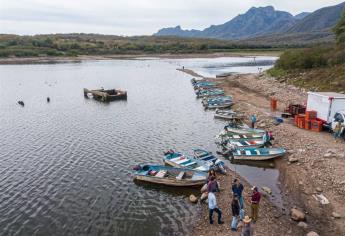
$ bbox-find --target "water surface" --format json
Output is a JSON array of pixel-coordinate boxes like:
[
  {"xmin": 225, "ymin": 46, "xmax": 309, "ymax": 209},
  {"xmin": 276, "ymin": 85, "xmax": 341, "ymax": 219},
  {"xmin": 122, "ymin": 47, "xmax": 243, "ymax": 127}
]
[{"xmin": 0, "ymin": 57, "xmax": 280, "ymax": 236}]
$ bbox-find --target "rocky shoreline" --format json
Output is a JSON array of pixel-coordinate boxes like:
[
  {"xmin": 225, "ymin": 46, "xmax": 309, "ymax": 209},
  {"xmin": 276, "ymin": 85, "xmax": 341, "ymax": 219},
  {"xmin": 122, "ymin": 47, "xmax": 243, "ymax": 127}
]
[{"xmin": 182, "ymin": 70, "xmax": 345, "ymax": 236}]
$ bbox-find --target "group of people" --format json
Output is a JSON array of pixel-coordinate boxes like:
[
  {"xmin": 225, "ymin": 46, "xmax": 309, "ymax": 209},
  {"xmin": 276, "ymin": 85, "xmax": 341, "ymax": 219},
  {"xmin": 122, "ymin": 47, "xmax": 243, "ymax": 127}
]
[{"xmin": 206, "ymin": 170, "xmax": 261, "ymax": 236}]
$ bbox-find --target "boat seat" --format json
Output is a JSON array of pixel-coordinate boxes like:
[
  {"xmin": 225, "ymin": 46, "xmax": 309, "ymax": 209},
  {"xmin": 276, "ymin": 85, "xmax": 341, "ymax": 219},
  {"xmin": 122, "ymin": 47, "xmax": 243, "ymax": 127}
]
[
  {"xmin": 170, "ymin": 156, "xmax": 184, "ymax": 162},
  {"xmin": 242, "ymin": 135, "xmax": 247, "ymax": 138},
  {"xmin": 184, "ymin": 161, "xmax": 196, "ymax": 167},
  {"xmin": 245, "ymin": 150, "xmax": 251, "ymax": 155},
  {"xmin": 233, "ymin": 135, "xmax": 241, "ymax": 139},
  {"xmin": 155, "ymin": 170, "xmax": 167, "ymax": 178},
  {"xmin": 176, "ymin": 171, "xmax": 185, "ymax": 180},
  {"xmin": 255, "ymin": 150, "xmax": 261, "ymax": 155},
  {"xmin": 176, "ymin": 158, "xmax": 189, "ymax": 164}
]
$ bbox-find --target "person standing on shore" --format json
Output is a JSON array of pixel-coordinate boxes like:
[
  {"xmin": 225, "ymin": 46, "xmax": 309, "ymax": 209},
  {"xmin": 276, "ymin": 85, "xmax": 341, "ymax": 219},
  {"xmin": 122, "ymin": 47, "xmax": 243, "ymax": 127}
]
[
  {"xmin": 333, "ymin": 121, "xmax": 343, "ymax": 139},
  {"xmin": 250, "ymin": 114, "xmax": 257, "ymax": 129},
  {"xmin": 207, "ymin": 175, "xmax": 219, "ymax": 193},
  {"xmin": 231, "ymin": 196, "xmax": 240, "ymax": 231},
  {"xmin": 263, "ymin": 131, "xmax": 272, "ymax": 147},
  {"xmin": 242, "ymin": 216, "xmax": 254, "ymax": 236},
  {"xmin": 232, "ymin": 178, "xmax": 244, "ymax": 209},
  {"xmin": 250, "ymin": 187, "xmax": 261, "ymax": 223},
  {"xmin": 208, "ymin": 188, "xmax": 224, "ymax": 225}
]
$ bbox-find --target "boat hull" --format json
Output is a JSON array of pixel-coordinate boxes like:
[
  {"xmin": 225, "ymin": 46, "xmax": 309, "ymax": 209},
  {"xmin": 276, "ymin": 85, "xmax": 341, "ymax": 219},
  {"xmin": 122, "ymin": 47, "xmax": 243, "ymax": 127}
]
[
  {"xmin": 163, "ymin": 159, "xmax": 209, "ymax": 172},
  {"xmin": 134, "ymin": 175, "xmax": 205, "ymax": 187},
  {"xmin": 232, "ymin": 148, "xmax": 286, "ymax": 161},
  {"xmin": 233, "ymin": 153, "xmax": 283, "ymax": 161}
]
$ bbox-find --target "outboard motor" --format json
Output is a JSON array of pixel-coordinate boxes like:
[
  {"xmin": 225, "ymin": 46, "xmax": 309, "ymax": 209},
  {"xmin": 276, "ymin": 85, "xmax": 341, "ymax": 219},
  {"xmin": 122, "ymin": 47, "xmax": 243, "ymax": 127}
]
[{"xmin": 215, "ymin": 160, "xmax": 226, "ymax": 174}]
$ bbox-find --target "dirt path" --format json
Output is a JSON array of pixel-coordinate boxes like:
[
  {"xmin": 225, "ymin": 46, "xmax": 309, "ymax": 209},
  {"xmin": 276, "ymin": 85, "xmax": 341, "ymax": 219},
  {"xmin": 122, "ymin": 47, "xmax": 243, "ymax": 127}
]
[{"xmin": 187, "ymin": 72, "xmax": 345, "ymax": 236}]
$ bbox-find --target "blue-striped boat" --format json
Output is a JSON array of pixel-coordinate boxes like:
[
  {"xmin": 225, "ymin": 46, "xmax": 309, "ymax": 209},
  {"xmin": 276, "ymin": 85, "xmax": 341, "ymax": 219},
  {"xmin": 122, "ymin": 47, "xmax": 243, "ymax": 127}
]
[
  {"xmin": 232, "ymin": 148, "xmax": 286, "ymax": 161},
  {"xmin": 133, "ymin": 165, "xmax": 207, "ymax": 187},
  {"xmin": 224, "ymin": 138, "xmax": 265, "ymax": 149},
  {"xmin": 163, "ymin": 150, "xmax": 221, "ymax": 173},
  {"xmin": 192, "ymin": 148, "xmax": 226, "ymax": 174},
  {"xmin": 197, "ymin": 89, "xmax": 225, "ymax": 98}
]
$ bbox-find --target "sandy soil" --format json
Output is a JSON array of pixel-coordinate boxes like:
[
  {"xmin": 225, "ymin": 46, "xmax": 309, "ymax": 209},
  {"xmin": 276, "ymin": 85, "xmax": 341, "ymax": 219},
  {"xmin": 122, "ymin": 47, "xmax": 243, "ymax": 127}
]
[{"xmin": 183, "ymin": 70, "xmax": 345, "ymax": 236}]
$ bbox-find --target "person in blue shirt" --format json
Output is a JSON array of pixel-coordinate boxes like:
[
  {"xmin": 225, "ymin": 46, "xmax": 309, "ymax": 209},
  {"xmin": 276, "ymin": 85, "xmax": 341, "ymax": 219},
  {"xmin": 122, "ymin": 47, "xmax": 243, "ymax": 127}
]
[
  {"xmin": 250, "ymin": 114, "xmax": 257, "ymax": 128},
  {"xmin": 263, "ymin": 131, "xmax": 272, "ymax": 147},
  {"xmin": 232, "ymin": 178, "xmax": 244, "ymax": 209}
]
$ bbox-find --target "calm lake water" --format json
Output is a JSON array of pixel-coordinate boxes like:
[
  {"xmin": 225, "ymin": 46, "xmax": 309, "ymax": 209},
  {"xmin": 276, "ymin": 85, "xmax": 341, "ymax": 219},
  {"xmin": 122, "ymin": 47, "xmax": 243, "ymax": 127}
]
[{"xmin": 0, "ymin": 56, "xmax": 279, "ymax": 236}]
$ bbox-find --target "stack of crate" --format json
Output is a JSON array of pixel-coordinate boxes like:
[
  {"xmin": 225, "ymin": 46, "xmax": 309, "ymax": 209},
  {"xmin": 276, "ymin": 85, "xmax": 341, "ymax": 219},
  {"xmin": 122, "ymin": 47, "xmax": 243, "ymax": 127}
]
[{"xmin": 295, "ymin": 111, "xmax": 323, "ymax": 132}]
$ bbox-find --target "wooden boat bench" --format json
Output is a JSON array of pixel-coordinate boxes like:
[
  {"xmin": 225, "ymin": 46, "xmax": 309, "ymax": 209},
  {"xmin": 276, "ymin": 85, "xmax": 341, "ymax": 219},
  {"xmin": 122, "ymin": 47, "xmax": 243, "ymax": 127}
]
[
  {"xmin": 155, "ymin": 170, "xmax": 167, "ymax": 178},
  {"xmin": 176, "ymin": 171, "xmax": 185, "ymax": 180}
]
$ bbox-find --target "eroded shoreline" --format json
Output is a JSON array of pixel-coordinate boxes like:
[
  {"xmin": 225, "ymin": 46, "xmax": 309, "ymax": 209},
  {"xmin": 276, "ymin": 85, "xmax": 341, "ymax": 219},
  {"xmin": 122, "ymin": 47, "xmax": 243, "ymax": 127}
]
[{"xmin": 180, "ymin": 69, "xmax": 345, "ymax": 236}]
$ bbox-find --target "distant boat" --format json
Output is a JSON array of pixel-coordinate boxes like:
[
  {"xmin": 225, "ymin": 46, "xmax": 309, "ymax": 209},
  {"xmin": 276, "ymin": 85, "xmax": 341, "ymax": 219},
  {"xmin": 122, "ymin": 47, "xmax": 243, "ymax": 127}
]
[
  {"xmin": 163, "ymin": 150, "xmax": 218, "ymax": 172},
  {"xmin": 192, "ymin": 148, "xmax": 226, "ymax": 174},
  {"xmin": 231, "ymin": 148, "xmax": 286, "ymax": 161},
  {"xmin": 133, "ymin": 165, "xmax": 207, "ymax": 187}
]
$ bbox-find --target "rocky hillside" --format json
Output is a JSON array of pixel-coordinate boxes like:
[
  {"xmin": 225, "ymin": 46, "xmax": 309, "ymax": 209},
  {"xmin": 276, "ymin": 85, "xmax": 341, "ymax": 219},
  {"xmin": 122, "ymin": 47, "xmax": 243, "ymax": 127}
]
[{"xmin": 155, "ymin": 2, "xmax": 345, "ymax": 43}]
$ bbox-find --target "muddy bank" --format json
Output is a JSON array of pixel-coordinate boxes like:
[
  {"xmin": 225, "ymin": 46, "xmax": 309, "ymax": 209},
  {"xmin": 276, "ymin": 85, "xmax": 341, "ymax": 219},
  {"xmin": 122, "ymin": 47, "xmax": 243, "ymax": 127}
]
[{"xmin": 185, "ymin": 71, "xmax": 345, "ymax": 236}]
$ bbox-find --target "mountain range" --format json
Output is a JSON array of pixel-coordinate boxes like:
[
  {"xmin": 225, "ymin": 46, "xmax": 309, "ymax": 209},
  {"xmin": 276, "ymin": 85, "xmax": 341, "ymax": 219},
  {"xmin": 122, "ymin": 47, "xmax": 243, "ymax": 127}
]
[{"xmin": 154, "ymin": 2, "xmax": 345, "ymax": 44}]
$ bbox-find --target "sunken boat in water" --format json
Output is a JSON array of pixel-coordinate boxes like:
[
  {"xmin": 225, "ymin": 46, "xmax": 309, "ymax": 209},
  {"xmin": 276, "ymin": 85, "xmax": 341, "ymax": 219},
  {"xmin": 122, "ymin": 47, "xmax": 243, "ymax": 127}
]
[{"xmin": 83, "ymin": 88, "xmax": 127, "ymax": 102}]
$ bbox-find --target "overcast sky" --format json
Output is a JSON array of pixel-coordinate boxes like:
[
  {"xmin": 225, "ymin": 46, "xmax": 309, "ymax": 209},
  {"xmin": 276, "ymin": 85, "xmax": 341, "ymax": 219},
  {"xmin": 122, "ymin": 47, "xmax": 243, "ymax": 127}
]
[{"xmin": 0, "ymin": 0, "xmax": 344, "ymax": 36}]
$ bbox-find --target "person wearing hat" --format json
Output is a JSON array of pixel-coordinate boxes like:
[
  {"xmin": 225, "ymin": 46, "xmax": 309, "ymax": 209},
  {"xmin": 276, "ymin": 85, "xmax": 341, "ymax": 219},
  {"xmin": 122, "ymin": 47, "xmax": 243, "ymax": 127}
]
[
  {"xmin": 250, "ymin": 186, "xmax": 261, "ymax": 223},
  {"xmin": 242, "ymin": 216, "xmax": 254, "ymax": 236},
  {"xmin": 208, "ymin": 188, "xmax": 224, "ymax": 225}
]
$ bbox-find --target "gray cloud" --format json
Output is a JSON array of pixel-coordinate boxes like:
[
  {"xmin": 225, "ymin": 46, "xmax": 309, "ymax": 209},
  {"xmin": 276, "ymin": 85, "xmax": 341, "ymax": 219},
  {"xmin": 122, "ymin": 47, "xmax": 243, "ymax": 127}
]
[{"xmin": 0, "ymin": 0, "xmax": 344, "ymax": 35}]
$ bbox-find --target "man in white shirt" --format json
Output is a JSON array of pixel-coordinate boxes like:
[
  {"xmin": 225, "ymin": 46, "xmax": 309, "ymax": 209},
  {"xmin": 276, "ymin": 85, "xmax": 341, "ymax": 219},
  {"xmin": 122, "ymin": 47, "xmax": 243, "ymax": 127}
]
[{"xmin": 208, "ymin": 189, "xmax": 224, "ymax": 225}]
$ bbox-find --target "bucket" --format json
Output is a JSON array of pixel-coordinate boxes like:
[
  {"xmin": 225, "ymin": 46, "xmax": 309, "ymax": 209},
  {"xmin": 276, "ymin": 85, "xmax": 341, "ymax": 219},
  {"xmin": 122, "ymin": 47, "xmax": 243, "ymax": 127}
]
[{"xmin": 271, "ymin": 98, "xmax": 277, "ymax": 111}]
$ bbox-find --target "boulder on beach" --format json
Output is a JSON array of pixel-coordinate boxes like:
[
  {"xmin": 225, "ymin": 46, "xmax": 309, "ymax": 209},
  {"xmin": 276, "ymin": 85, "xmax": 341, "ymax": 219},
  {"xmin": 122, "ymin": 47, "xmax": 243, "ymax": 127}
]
[
  {"xmin": 201, "ymin": 184, "xmax": 207, "ymax": 193},
  {"xmin": 200, "ymin": 192, "xmax": 208, "ymax": 201},
  {"xmin": 306, "ymin": 231, "xmax": 319, "ymax": 236},
  {"xmin": 332, "ymin": 212, "xmax": 341, "ymax": 219},
  {"xmin": 291, "ymin": 208, "xmax": 306, "ymax": 221},
  {"xmin": 189, "ymin": 194, "xmax": 198, "ymax": 203},
  {"xmin": 262, "ymin": 186, "xmax": 272, "ymax": 195},
  {"xmin": 297, "ymin": 222, "xmax": 308, "ymax": 229}
]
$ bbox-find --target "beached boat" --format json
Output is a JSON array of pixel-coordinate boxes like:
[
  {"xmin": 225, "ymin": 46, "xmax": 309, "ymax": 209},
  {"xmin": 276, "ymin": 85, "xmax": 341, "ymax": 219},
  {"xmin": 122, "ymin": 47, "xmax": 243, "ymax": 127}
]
[
  {"xmin": 163, "ymin": 150, "xmax": 218, "ymax": 172},
  {"xmin": 197, "ymin": 89, "xmax": 225, "ymax": 98},
  {"xmin": 202, "ymin": 96, "xmax": 233, "ymax": 109},
  {"xmin": 192, "ymin": 148, "xmax": 226, "ymax": 174},
  {"xmin": 231, "ymin": 148, "xmax": 286, "ymax": 161},
  {"xmin": 224, "ymin": 138, "xmax": 265, "ymax": 149},
  {"xmin": 204, "ymin": 101, "xmax": 234, "ymax": 109},
  {"xmin": 214, "ymin": 109, "xmax": 244, "ymax": 120},
  {"xmin": 219, "ymin": 132, "xmax": 264, "ymax": 140},
  {"xmin": 83, "ymin": 88, "xmax": 127, "ymax": 102},
  {"xmin": 223, "ymin": 124, "xmax": 265, "ymax": 135},
  {"xmin": 133, "ymin": 165, "xmax": 207, "ymax": 187},
  {"xmin": 202, "ymin": 96, "xmax": 232, "ymax": 104}
]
